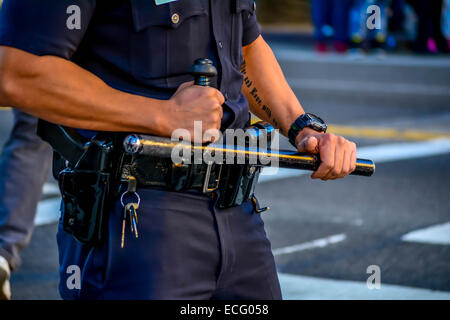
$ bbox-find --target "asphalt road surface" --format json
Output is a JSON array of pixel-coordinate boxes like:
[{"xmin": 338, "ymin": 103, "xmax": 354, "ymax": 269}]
[{"xmin": 0, "ymin": 39, "xmax": 449, "ymax": 299}]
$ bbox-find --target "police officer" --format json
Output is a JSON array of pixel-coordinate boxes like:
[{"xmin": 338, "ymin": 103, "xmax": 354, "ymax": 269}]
[{"xmin": 0, "ymin": 0, "xmax": 357, "ymax": 299}]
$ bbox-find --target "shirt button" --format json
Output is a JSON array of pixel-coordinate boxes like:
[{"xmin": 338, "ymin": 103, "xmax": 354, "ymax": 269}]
[
  {"xmin": 171, "ymin": 13, "xmax": 180, "ymax": 24},
  {"xmin": 218, "ymin": 41, "xmax": 223, "ymax": 49}
]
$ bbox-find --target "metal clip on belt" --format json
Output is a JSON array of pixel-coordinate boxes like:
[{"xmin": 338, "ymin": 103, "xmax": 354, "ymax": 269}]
[{"xmin": 203, "ymin": 162, "xmax": 223, "ymax": 193}]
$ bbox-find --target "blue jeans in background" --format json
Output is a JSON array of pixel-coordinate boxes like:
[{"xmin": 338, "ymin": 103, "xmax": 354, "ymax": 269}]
[
  {"xmin": 312, "ymin": 0, "xmax": 352, "ymax": 42},
  {"xmin": 0, "ymin": 110, "xmax": 52, "ymax": 270}
]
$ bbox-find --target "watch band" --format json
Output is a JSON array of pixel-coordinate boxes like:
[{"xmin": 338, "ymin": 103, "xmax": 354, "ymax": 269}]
[
  {"xmin": 288, "ymin": 116, "xmax": 308, "ymax": 147},
  {"xmin": 288, "ymin": 113, "xmax": 327, "ymax": 147}
]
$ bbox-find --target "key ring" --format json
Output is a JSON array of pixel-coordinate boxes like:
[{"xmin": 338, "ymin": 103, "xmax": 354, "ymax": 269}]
[{"xmin": 120, "ymin": 191, "xmax": 141, "ymax": 207}]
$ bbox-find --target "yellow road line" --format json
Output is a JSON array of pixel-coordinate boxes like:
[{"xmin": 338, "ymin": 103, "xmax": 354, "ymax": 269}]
[
  {"xmin": 251, "ymin": 115, "xmax": 450, "ymax": 141},
  {"xmin": 0, "ymin": 111, "xmax": 447, "ymax": 141},
  {"xmin": 328, "ymin": 125, "xmax": 450, "ymax": 141}
]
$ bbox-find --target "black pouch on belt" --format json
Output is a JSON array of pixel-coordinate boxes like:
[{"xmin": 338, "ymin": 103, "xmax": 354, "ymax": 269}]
[
  {"xmin": 58, "ymin": 138, "xmax": 115, "ymax": 246},
  {"xmin": 217, "ymin": 164, "xmax": 262, "ymax": 209}
]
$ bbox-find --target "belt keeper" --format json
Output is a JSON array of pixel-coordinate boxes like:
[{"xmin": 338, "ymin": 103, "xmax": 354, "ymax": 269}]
[{"xmin": 202, "ymin": 163, "xmax": 222, "ymax": 193}]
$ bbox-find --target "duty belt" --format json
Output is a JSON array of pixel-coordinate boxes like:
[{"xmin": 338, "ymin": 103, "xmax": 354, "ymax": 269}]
[{"xmin": 120, "ymin": 155, "xmax": 264, "ymax": 209}]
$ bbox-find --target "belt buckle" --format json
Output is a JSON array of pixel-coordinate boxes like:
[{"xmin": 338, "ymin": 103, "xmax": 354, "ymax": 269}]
[{"xmin": 202, "ymin": 162, "xmax": 222, "ymax": 193}]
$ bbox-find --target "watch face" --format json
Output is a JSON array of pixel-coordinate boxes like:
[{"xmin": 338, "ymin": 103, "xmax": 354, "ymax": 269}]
[{"xmin": 306, "ymin": 113, "xmax": 327, "ymax": 132}]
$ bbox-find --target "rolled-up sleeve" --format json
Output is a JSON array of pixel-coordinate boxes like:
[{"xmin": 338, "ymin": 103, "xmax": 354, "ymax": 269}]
[
  {"xmin": 0, "ymin": 0, "xmax": 96, "ymax": 59},
  {"xmin": 241, "ymin": 3, "xmax": 261, "ymax": 46}
]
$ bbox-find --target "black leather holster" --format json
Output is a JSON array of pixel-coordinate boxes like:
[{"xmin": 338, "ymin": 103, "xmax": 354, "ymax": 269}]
[{"xmin": 38, "ymin": 120, "xmax": 121, "ymax": 246}]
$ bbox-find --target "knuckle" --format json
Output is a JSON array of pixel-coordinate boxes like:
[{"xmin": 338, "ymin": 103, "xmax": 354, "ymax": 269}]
[
  {"xmin": 200, "ymin": 87, "xmax": 212, "ymax": 96},
  {"xmin": 206, "ymin": 101, "xmax": 216, "ymax": 110},
  {"xmin": 326, "ymin": 133, "xmax": 336, "ymax": 140},
  {"xmin": 209, "ymin": 114, "xmax": 217, "ymax": 123},
  {"xmin": 208, "ymin": 88, "xmax": 219, "ymax": 98},
  {"xmin": 323, "ymin": 161, "xmax": 333, "ymax": 170},
  {"xmin": 337, "ymin": 136, "xmax": 346, "ymax": 144}
]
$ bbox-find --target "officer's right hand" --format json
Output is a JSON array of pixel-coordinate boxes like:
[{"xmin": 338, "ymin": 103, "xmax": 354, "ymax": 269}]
[{"xmin": 166, "ymin": 81, "xmax": 224, "ymax": 143}]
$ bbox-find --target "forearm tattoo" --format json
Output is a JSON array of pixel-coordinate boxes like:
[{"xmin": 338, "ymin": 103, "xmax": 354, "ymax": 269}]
[{"xmin": 241, "ymin": 61, "xmax": 279, "ymax": 129}]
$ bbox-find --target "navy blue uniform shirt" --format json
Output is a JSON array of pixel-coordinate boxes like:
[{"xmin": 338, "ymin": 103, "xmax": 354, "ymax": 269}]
[{"xmin": 0, "ymin": 0, "xmax": 261, "ymax": 130}]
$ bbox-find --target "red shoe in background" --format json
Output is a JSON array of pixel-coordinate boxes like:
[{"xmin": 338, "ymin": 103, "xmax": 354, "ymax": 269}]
[
  {"xmin": 334, "ymin": 41, "xmax": 349, "ymax": 53},
  {"xmin": 315, "ymin": 42, "xmax": 328, "ymax": 53}
]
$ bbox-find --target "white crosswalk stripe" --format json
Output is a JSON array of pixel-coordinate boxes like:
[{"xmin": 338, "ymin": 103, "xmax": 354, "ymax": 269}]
[
  {"xmin": 42, "ymin": 182, "xmax": 60, "ymax": 197},
  {"xmin": 278, "ymin": 273, "xmax": 450, "ymax": 300},
  {"xmin": 34, "ymin": 198, "xmax": 61, "ymax": 226},
  {"xmin": 273, "ymin": 234, "xmax": 346, "ymax": 256},
  {"xmin": 401, "ymin": 222, "xmax": 450, "ymax": 245},
  {"xmin": 259, "ymin": 139, "xmax": 450, "ymax": 183}
]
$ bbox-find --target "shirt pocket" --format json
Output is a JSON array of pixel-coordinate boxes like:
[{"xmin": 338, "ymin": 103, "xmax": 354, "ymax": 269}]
[
  {"xmin": 129, "ymin": 0, "xmax": 208, "ymax": 86},
  {"xmin": 231, "ymin": 0, "xmax": 256, "ymax": 68}
]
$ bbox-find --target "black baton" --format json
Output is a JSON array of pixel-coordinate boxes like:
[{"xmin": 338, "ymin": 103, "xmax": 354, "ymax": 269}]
[{"xmin": 122, "ymin": 134, "xmax": 375, "ymax": 177}]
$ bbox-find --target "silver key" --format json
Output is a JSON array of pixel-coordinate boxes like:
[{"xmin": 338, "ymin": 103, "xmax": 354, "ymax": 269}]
[{"xmin": 125, "ymin": 202, "xmax": 139, "ymax": 238}]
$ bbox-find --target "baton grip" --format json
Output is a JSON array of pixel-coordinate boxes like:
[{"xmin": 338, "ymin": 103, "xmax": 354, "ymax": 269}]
[
  {"xmin": 277, "ymin": 151, "xmax": 375, "ymax": 176},
  {"xmin": 352, "ymin": 159, "xmax": 375, "ymax": 176}
]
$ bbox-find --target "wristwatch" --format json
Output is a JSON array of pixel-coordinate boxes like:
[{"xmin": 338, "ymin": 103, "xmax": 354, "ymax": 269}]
[{"xmin": 288, "ymin": 113, "xmax": 327, "ymax": 147}]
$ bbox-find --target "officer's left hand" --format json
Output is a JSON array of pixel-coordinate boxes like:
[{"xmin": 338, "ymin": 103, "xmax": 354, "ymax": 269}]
[{"xmin": 295, "ymin": 128, "xmax": 357, "ymax": 180}]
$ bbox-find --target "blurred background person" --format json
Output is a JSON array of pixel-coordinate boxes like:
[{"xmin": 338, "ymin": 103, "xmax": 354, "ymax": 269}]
[
  {"xmin": 389, "ymin": 0, "xmax": 406, "ymax": 34},
  {"xmin": 0, "ymin": 111, "xmax": 53, "ymax": 300},
  {"xmin": 407, "ymin": 0, "xmax": 450, "ymax": 53},
  {"xmin": 0, "ymin": 0, "xmax": 54, "ymax": 300},
  {"xmin": 349, "ymin": 0, "xmax": 391, "ymax": 53},
  {"xmin": 386, "ymin": 0, "xmax": 406, "ymax": 50},
  {"xmin": 444, "ymin": 0, "xmax": 450, "ymax": 48},
  {"xmin": 311, "ymin": 0, "xmax": 352, "ymax": 53}
]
